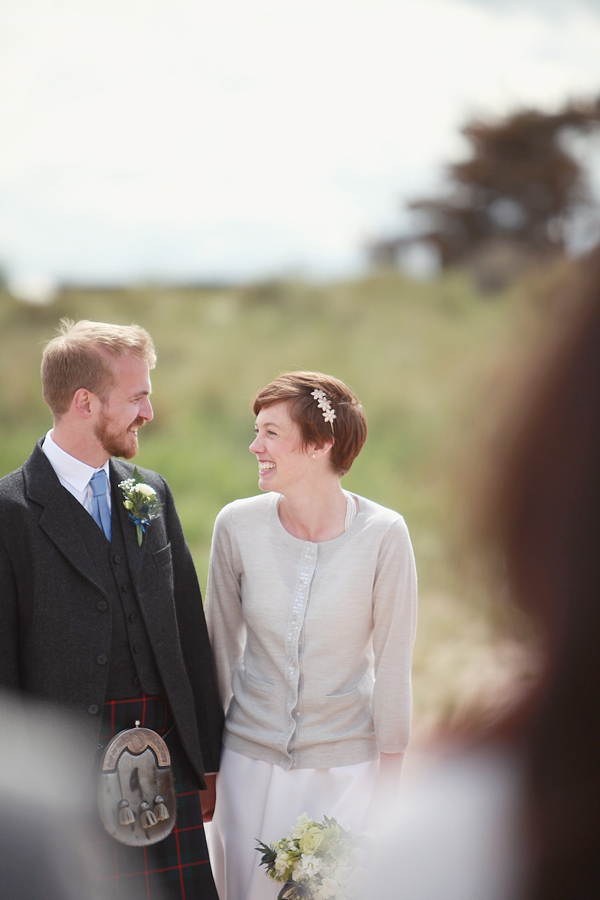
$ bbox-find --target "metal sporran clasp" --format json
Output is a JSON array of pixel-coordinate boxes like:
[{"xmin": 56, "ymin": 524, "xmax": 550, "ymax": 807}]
[{"xmin": 98, "ymin": 721, "xmax": 176, "ymax": 846}]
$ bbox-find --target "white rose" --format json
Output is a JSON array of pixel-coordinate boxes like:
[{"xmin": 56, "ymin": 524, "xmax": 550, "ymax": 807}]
[
  {"xmin": 320, "ymin": 878, "xmax": 339, "ymax": 898},
  {"xmin": 135, "ymin": 483, "xmax": 156, "ymax": 498},
  {"xmin": 290, "ymin": 813, "xmax": 312, "ymax": 838},
  {"xmin": 333, "ymin": 866, "xmax": 353, "ymax": 884}
]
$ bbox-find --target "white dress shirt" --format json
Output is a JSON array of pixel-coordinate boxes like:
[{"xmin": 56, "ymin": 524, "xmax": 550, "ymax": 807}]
[{"xmin": 41, "ymin": 429, "xmax": 111, "ymax": 514}]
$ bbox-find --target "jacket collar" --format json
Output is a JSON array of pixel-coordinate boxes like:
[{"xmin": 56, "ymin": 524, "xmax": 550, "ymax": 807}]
[{"xmin": 24, "ymin": 440, "xmax": 147, "ymax": 590}]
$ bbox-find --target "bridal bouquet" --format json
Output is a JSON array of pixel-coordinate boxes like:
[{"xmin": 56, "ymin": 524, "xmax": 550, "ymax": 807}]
[{"xmin": 256, "ymin": 813, "xmax": 369, "ymax": 900}]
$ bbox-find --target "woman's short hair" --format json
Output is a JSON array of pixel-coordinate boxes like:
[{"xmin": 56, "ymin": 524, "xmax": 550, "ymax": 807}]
[
  {"xmin": 41, "ymin": 318, "xmax": 156, "ymax": 418},
  {"xmin": 252, "ymin": 371, "xmax": 367, "ymax": 475}
]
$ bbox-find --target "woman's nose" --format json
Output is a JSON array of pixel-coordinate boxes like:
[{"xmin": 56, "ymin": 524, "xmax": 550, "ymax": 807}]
[{"xmin": 249, "ymin": 435, "xmax": 261, "ymax": 454}]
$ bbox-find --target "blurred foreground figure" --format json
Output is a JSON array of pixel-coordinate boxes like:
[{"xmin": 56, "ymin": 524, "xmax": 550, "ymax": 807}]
[
  {"xmin": 368, "ymin": 247, "xmax": 600, "ymax": 900},
  {"xmin": 0, "ymin": 692, "xmax": 104, "ymax": 899}
]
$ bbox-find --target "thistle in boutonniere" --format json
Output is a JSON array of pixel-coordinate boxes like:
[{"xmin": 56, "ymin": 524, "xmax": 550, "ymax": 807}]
[{"xmin": 118, "ymin": 467, "xmax": 162, "ymax": 546}]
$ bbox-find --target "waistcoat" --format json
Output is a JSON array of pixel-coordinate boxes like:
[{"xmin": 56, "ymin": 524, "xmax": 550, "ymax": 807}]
[{"xmin": 92, "ymin": 504, "xmax": 163, "ymax": 699}]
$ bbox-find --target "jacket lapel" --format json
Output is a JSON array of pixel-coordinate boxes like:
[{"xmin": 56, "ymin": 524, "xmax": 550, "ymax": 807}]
[
  {"xmin": 24, "ymin": 442, "xmax": 109, "ymax": 597},
  {"xmin": 109, "ymin": 459, "xmax": 147, "ymax": 583}
]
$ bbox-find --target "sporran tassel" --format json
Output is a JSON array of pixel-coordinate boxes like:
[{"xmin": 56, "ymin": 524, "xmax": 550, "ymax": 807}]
[
  {"xmin": 139, "ymin": 800, "xmax": 158, "ymax": 829},
  {"xmin": 153, "ymin": 795, "xmax": 169, "ymax": 821},
  {"xmin": 118, "ymin": 799, "xmax": 135, "ymax": 826}
]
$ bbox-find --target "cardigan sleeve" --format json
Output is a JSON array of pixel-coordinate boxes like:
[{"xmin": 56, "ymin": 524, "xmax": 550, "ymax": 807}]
[
  {"xmin": 205, "ymin": 505, "xmax": 247, "ymax": 714},
  {"xmin": 371, "ymin": 516, "xmax": 418, "ymax": 754}
]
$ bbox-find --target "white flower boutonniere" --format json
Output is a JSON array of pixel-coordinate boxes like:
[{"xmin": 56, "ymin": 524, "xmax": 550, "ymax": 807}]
[{"xmin": 118, "ymin": 467, "xmax": 162, "ymax": 546}]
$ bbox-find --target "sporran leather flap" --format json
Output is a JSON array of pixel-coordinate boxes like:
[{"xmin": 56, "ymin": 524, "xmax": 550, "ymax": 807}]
[{"xmin": 98, "ymin": 722, "xmax": 176, "ymax": 846}]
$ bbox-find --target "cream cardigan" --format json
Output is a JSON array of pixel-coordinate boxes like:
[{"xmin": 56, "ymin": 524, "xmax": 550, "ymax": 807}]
[{"xmin": 205, "ymin": 491, "xmax": 417, "ymax": 770}]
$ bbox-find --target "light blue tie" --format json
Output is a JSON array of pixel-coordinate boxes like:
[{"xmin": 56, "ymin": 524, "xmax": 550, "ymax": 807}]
[{"xmin": 90, "ymin": 470, "xmax": 112, "ymax": 541}]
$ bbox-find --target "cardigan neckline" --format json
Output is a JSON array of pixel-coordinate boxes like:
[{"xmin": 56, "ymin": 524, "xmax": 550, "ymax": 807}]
[{"xmin": 269, "ymin": 490, "xmax": 361, "ymax": 549}]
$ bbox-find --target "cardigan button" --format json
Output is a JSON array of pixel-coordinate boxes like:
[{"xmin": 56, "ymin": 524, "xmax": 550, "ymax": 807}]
[
  {"xmin": 88, "ymin": 704, "xmax": 100, "ymax": 715},
  {"xmin": 97, "ymin": 600, "xmax": 108, "ymax": 612},
  {"xmin": 96, "ymin": 654, "xmax": 108, "ymax": 666}
]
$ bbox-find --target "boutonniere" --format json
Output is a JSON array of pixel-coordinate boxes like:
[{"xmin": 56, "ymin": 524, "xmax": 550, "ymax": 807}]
[{"xmin": 118, "ymin": 467, "xmax": 162, "ymax": 546}]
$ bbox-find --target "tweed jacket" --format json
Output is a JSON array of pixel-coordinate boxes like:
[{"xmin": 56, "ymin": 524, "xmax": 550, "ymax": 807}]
[{"xmin": 0, "ymin": 440, "xmax": 224, "ymax": 789}]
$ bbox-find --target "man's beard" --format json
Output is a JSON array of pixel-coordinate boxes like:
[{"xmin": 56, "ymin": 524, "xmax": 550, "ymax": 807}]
[{"xmin": 94, "ymin": 410, "xmax": 144, "ymax": 459}]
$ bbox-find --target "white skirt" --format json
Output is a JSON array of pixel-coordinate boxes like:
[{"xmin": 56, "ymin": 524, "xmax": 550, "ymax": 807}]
[{"xmin": 206, "ymin": 747, "xmax": 380, "ymax": 900}]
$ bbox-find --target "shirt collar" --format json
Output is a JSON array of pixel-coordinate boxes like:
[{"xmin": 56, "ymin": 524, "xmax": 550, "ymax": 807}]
[{"xmin": 42, "ymin": 429, "xmax": 110, "ymax": 492}]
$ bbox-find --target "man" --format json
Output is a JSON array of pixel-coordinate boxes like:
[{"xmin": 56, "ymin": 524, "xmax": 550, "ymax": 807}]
[{"xmin": 0, "ymin": 319, "xmax": 224, "ymax": 899}]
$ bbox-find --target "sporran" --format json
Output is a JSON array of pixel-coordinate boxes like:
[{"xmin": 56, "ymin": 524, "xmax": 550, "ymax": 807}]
[{"xmin": 98, "ymin": 721, "xmax": 176, "ymax": 846}]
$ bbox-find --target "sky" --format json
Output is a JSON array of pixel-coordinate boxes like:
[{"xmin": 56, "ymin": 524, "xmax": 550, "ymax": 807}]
[{"xmin": 1, "ymin": 0, "xmax": 600, "ymax": 294}]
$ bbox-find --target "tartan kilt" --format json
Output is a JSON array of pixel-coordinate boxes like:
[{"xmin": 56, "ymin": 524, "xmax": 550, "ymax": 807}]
[{"xmin": 90, "ymin": 694, "xmax": 219, "ymax": 900}]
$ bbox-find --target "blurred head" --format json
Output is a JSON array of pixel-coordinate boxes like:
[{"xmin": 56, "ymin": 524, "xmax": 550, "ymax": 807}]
[
  {"xmin": 486, "ymin": 248, "xmax": 600, "ymax": 899},
  {"xmin": 42, "ymin": 318, "xmax": 156, "ymax": 420},
  {"xmin": 252, "ymin": 371, "xmax": 367, "ymax": 476},
  {"xmin": 493, "ymin": 250, "xmax": 600, "ymax": 688}
]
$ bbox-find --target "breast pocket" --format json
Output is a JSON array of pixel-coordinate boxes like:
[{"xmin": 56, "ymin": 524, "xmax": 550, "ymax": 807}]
[{"xmin": 152, "ymin": 543, "xmax": 172, "ymax": 568}]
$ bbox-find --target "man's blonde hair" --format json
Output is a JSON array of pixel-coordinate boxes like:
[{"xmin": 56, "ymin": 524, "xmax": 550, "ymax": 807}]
[{"xmin": 41, "ymin": 319, "xmax": 156, "ymax": 418}]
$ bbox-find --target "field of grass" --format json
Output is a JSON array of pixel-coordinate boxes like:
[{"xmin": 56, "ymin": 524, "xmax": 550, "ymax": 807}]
[{"xmin": 0, "ymin": 263, "xmax": 570, "ymax": 742}]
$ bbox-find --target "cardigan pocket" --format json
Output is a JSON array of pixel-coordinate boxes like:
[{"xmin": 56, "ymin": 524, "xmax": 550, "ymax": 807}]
[
  {"xmin": 321, "ymin": 678, "xmax": 374, "ymax": 737},
  {"xmin": 244, "ymin": 670, "xmax": 275, "ymax": 694},
  {"xmin": 324, "ymin": 671, "xmax": 373, "ymax": 702}
]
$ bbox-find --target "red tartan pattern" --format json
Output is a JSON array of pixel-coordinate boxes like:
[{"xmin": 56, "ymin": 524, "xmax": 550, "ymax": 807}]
[{"xmin": 90, "ymin": 694, "xmax": 218, "ymax": 900}]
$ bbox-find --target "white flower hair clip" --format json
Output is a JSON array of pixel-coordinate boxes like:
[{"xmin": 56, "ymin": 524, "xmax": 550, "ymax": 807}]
[{"xmin": 311, "ymin": 388, "xmax": 336, "ymax": 430}]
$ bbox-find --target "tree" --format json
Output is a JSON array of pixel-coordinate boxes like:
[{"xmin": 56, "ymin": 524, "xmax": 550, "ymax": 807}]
[{"xmin": 371, "ymin": 97, "xmax": 600, "ymax": 288}]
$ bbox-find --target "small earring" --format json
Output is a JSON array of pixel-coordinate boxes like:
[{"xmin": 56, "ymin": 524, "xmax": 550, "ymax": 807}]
[{"xmin": 312, "ymin": 454, "xmax": 316, "ymax": 458}]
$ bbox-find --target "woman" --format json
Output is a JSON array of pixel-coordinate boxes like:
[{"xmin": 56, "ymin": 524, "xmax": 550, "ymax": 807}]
[{"xmin": 205, "ymin": 371, "xmax": 418, "ymax": 900}]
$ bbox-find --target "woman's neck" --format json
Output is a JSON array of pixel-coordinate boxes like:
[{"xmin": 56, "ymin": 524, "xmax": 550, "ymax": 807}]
[{"xmin": 277, "ymin": 481, "xmax": 347, "ymax": 542}]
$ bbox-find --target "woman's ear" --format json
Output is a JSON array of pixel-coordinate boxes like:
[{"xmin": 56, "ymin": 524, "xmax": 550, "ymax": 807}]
[{"xmin": 310, "ymin": 438, "xmax": 334, "ymax": 459}]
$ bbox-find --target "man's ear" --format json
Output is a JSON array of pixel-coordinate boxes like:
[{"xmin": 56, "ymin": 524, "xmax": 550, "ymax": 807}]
[{"xmin": 72, "ymin": 388, "xmax": 94, "ymax": 419}]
